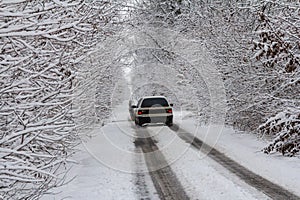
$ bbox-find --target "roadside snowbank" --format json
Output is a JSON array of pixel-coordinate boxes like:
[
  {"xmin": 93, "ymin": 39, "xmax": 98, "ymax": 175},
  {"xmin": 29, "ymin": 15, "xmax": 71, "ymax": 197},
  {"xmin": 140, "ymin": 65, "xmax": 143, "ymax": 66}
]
[{"xmin": 177, "ymin": 114, "xmax": 300, "ymax": 197}]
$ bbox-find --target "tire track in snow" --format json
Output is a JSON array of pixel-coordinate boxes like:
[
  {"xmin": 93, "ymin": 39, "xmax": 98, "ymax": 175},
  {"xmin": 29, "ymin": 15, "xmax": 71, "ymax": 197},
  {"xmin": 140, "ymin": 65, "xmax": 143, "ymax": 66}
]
[
  {"xmin": 169, "ymin": 124, "xmax": 300, "ymax": 200},
  {"xmin": 134, "ymin": 147, "xmax": 152, "ymax": 200},
  {"xmin": 134, "ymin": 127, "xmax": 189, "ymax": 200}
]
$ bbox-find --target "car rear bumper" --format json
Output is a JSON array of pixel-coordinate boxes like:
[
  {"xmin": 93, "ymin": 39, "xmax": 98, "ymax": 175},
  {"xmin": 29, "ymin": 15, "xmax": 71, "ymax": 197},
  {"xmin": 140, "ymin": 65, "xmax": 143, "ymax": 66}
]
[{"xmin": 136, "ymin": 115, "xmax": 173, "ymax": 124}]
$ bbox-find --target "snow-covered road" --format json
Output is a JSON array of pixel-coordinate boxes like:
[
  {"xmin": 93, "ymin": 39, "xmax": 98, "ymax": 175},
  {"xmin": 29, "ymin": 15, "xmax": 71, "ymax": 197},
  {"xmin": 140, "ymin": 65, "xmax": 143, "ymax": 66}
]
[{"xmin": 42, "ymin": 101, "xmax": 300, "ymax": 200}]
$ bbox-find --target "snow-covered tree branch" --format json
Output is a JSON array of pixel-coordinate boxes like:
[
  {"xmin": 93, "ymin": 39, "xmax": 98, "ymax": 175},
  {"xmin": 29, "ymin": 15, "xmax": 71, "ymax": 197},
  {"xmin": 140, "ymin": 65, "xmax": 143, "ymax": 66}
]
[
  {"xmin": 131, "ymin": 0, "xmax": 299, "ymax": 156},
  {"xmin": 0, "ymin": 0, "xmax": 121, "ymax": 199}
]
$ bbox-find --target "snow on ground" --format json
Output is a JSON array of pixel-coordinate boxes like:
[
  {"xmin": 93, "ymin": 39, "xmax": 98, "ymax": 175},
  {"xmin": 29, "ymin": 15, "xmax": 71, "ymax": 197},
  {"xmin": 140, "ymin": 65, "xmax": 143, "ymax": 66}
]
[
  {"xmin": 42, "ymin": 127, "xmax": 138, "ymax": 199},
  {"xmin": 42, "ymin": 103, "xmax": 300, "ymax": 199},
  {"xmin": 42, "ymin": 143, "xmax": 136, "ymax": 200},
  {"xmin": 177, "ymin": 113, "xmax": 300, "ymax": 197},
  {"xmin": 42, "ymin": 102, "xmax": 158, "ymax": 200},
  {"xmin": 147, "ymin": 125, "xmax": 269, "ymax": 200}
]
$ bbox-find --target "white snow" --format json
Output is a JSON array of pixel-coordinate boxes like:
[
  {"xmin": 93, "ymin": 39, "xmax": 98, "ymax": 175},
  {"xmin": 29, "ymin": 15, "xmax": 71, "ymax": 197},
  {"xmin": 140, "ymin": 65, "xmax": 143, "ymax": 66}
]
[
  {"xmin": 178, "ymin": 117, "xmax": 300, "ymax": 198},
  {"xmin": 42, "ymin": 102, "xmax": 300, "ymax": 199},
  {"xmin": 146, "ymin": 117, "xmax": 269, "ymax": 200},
  {"xmin": 42, "ymin": 102, "xmax": 158, "ymax": 200}
]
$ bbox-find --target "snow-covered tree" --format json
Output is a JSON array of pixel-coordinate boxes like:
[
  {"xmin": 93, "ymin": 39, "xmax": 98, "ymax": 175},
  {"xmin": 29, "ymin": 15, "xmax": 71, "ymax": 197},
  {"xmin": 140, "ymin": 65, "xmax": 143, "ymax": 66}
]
[
  {"xmin": 259, "ymin": 109, "xmax": 300, "ymax": 156},
  {"xmin": 0, "ymin": 0, "xmax": 120, "ymax": 198},
  {"xmin": 132, "ymin": 0, "xmax": 299, "ymax": 156},
  {"xmin": 252, "ymin": 0, "xmax": 300, "ymax": 156}
]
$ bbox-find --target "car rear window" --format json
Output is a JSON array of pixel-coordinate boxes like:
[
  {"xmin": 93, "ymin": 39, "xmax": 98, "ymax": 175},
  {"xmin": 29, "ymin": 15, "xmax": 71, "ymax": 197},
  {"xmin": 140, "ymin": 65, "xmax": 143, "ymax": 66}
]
[{"xmin": 141, "ymin": 98, "xmax": 169, "ymax": 107}]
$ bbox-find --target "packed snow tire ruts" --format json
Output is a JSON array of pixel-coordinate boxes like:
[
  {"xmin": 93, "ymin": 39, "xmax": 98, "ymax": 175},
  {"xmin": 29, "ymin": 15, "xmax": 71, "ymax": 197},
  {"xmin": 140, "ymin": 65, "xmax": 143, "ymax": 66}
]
[
  {"xmin": 169, "ymin": 124, "xmax": 300, "ymax": 200},
  {"xmin": 134, "ymin": 127, "xmax": 189, "ymax": 200}
]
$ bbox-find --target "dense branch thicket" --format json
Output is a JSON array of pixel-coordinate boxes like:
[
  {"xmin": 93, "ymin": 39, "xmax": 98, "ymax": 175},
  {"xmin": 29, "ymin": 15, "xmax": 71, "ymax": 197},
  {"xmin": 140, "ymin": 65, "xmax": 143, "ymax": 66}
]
[
  {"xmin": 253, "ymin": 1, "xmax": 300, "ymax": 156},
  {"xmin": 0, "ymin": 0, "xmax": 119, "ymax": 199},
  {"xmin": 133, "ymin": 0, "xmax": 300, "ymax": 156},
  {"xmin": 75, "ymin": 37, "xmax": 124, "ymax": 131},
  {"xmin": 1, "ymin": 1, "xmax": 299, "ymax": 198},
  {"xmin": 259, "ymin": 110, "xmax": 300, "ymax": 156}
]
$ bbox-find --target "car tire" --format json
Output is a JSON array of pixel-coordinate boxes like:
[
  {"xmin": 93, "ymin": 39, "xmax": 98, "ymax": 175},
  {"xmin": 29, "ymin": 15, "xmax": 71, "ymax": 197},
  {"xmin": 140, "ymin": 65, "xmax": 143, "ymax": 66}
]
[
  {"xmin": 135, "ymin": 118, "xmax": 143, "ymax": 126},
  {"xmin": 138, "ymin": 119, "xmax": 144, "ymax": 126},
  {"xmin": 166, "ymin": 121, "xmax": 173, "ymax": 127}
]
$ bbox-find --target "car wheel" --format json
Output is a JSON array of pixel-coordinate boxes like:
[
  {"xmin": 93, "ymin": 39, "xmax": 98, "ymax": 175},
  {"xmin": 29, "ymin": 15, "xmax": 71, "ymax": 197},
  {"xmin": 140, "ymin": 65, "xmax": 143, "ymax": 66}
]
[
  {"xmin": 138, "ymin": 119, "xmax": 144, "ymax": 126},
  {"xmin": 166, "ymin": 121, "xmax": 173, "ymax": 127},
  {"xmin": 135, "ymin": 118, "xmax": 143, "ymax": 126}
]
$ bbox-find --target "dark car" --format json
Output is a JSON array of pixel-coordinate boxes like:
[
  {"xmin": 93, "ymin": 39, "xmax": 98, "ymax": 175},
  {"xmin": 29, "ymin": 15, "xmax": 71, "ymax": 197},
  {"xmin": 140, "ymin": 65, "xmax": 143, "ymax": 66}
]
[{"xmin": 130, "ymin": 96, "xmax": 173, "ymax": 126}]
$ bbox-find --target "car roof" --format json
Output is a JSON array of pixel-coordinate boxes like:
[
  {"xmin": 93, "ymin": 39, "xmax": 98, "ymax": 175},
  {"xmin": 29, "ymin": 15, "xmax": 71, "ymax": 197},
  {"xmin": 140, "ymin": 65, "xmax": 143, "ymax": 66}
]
[{"xmin": 141, "ymin": 96, "xmax": 168, "ymax": 99}]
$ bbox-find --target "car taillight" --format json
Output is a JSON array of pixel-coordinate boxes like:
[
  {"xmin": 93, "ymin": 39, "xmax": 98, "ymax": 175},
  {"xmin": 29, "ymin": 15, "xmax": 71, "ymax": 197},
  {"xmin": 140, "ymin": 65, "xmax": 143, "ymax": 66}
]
[
  {"xmin": 166, "ymin": 109, "xmax": 172, "ymax": 113},
  {"xmin": 137, "ymin": 111, "xmax": 143, "ymax": 115}
]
